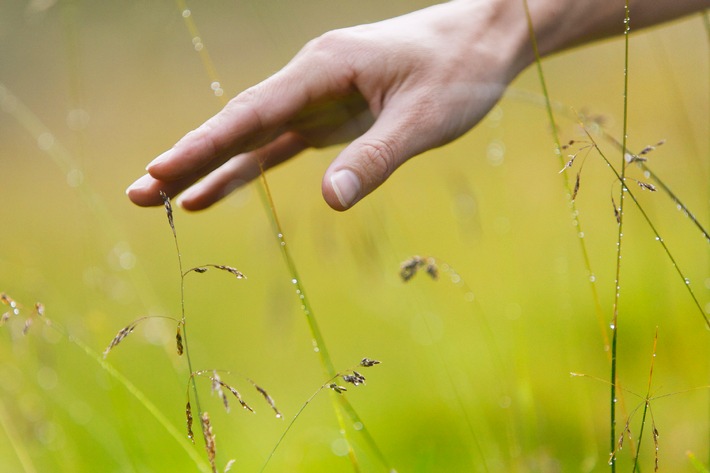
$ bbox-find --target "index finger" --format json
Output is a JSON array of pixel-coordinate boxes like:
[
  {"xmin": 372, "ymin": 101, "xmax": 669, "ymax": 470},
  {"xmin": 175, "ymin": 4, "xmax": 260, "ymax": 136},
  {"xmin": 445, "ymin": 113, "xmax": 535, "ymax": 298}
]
[{"xmin": 145, "ymin": 52, "xmax": 355, "ymax": 182}]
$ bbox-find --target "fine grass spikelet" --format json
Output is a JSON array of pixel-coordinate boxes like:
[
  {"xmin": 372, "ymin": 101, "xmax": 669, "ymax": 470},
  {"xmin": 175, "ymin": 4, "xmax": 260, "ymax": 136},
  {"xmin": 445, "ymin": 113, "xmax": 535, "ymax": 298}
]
[
  {"xmin": 329, "ymin": 383, "xmax": 347, "ymax": 394},
  {"xmin": 103, "ymin": 320, "xmax": 141, "ymax": 358},
  {"xmin": 201, "ymin": 412, "xmax": 217, "ymax": 473},
  {"xmin": 184, "ymin": 264, "xmax": 247, "ymax": 280},
  {"xmin": 176, "ymin": 323, "xmax": 184, "ymax": 356},
  {"xmin": 342, "ymin": 371, "xmax": 366, "ymax": 386},
  {"xmin": 360, "ymin": 358, "xmax": 380, "ymax": 367},
  {"xmin": 400, "ymin": 256, "xmax": 438, "ymax": 282},
  {"xmin": 250, "ymin": 380, "xmax": 281, "ymax": 418},
  {"xmin": 186, "ymin": 401, "xmax": 195, "ymax": 443},
  {"xmin": 159, "ymin": 190, "xmax": 175, "ymax": 236}
]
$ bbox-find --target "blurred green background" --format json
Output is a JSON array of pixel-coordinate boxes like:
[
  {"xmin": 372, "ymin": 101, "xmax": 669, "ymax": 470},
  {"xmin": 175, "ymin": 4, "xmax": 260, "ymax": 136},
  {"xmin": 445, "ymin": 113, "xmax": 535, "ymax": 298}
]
[{"xmin": 0, "ymin": 1, "xmax": 708, "ymax": 472}]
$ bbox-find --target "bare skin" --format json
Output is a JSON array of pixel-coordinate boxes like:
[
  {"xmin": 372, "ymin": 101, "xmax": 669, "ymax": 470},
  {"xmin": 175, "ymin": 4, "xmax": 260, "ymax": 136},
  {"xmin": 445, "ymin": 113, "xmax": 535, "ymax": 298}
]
[{"xmin": 126, "ymin": 0, "xmax": 704, "ymax": 211}]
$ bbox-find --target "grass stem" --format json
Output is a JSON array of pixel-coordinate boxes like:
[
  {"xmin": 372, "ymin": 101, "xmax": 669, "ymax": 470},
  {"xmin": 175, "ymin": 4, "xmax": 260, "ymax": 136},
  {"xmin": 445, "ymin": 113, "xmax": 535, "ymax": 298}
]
[{"xmin": 609, "ymin": 4, "xmax": 631, "ymax": 471}]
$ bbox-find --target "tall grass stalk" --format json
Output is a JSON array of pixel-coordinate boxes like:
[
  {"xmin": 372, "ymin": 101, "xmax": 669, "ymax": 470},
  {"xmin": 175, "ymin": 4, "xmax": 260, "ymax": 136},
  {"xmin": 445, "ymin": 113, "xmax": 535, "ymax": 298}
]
[
  {"xmin": 174, "ymin": 2, "xmax": 390, "ymax": 470},
  {"xmin": 0, "ymin": 397, "xmax": 38, "ymax": 473},
  {"xmin": 2, "ymin": 303, "xmax": 212, "ymax": 472},
  {"xmin": 579, "ymin": 128, "xmax": 710, "ymax": 328},
  {"xmin": 520, "ymin": 0, "xmax": 608, "ymax": 351},
  {"xmin": 161, "ymin": 192, "xmax": 206, "ymax": 458},
  {"xmin": 609, "ymin": 4, "xmax": 632, "ymax": 470},
  {"xmin": 631, "ymin": 328, "xmax": 658, "ymax": 472},
  {"xmin": 0, "ymin": 83, "xmax": 214, "ymax": 470}
]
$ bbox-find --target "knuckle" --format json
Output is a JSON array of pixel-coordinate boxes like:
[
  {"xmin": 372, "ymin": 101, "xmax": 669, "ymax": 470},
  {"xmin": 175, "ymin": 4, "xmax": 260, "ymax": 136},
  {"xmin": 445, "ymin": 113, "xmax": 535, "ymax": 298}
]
[
  {"xmin": 303, "ymin": 29, "xmax": 350, "ymax": 55},
  {"xmin": 358, "ymin": 139, "xmax": 396, "ymax": 183}
]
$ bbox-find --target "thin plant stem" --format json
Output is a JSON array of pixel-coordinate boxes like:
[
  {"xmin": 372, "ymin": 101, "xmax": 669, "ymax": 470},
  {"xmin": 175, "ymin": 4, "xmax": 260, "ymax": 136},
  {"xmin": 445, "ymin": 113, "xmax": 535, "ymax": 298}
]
[
  {"xmin": 174, "ymin": 3, "xmax": 390, "ymax": 470},
  {"xmin": 260, "ymin": 373, "xmax": 342, "ymax": 472},
  {"xmin": 0, "ymin": 397, "xmax": 38, "ymax": 473},
  {"xmin": 520, "ymin": 0, "xmax": 608, "ymax": 352},
  {"xmin": 580, "ymin": 128, "xmax": 710, "ymax": 329},
  {"xmin": 164, "ymin": 201, "xmax": 205, "ymax": 449},
  {"xmin": 632, "ymin": 328, "xmax": 659, "ymax": 472},
  {"xmin": 610, "ymin": 4, "xmax": 631, "ymax": 471},
  {"xmin": 38, "ymin": 315, "xmax": 212, "ymax": 472}
]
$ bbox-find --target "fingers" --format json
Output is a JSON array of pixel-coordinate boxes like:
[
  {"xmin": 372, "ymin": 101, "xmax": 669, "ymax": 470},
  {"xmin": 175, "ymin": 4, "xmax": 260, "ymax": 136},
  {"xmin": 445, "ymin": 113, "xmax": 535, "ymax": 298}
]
[
  {"xmin": 145, "ymin": 53, "xmax": 353, "ymax": 184},
  {"xmin": 127, "ymin": 132, "xmax": 308, "ymax": 208},
  {"xmin": 176, "ymin": 132, "xmax": 308, "ymax": 210}
]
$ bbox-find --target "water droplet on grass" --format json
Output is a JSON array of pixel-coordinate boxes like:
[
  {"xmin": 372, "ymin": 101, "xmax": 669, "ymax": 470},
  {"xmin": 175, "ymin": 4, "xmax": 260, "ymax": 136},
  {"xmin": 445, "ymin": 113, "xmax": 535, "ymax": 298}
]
[{"xmin": 37, "ymin": 132, "xmax": 54, "ymax": 151}]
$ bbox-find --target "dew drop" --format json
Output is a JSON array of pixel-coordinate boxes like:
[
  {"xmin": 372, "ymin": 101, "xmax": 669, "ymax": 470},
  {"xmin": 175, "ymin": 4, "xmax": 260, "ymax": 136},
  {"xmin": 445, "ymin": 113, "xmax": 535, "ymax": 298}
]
[
  {"xmin": 353, "ymin": 422, "xmax": 363, "ymax": 431},
  {"xmin": 291, "ymin": 278, "xmax": 297, "ymax": 284},
  {"xmin": 182, "ymin": 9, "xmax": 191, "ymax": 17},
  {"xmin": 589, "ymin": 274, "xmax": 596, "ymax": 283},
  {"xmin": 610, "ymin": 323, "xmax": 616, "ymax": 330},
  {"xmin": 486, "ymin": 140, "xmax": 505, "ymax": 166},
  {"xmin": 578, "ymin": 231, "xmax": 584, "ymax": 238},
  {"xmin": 66, "ymin": 169, "xmax": 83, "ymax": 188},
  {"xmin": 37, "ymin": 132, "xmax": 54, "ymax": 151},
  {"xmin": 684, "ymin": 278, "xmax": 690, "ymax": 285}
]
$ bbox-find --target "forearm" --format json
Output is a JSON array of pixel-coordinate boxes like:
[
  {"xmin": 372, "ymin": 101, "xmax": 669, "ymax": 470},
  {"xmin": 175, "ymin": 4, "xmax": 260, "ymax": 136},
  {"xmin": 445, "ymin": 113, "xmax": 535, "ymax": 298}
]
[
  {"xmin": 526, "ymin": 0, "xmax": 706, "ymax": 53},
  {"xmin": 449, "ymin": 0, "xmax": 706, "ymax": 79}
]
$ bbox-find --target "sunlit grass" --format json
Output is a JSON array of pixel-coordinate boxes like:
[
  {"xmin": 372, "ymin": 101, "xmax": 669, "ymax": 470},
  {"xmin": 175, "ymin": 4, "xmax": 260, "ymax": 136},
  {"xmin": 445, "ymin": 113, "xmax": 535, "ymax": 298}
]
[{"xmin": 0, "ymin": 2, "xmax": 708, "ymax": 472}]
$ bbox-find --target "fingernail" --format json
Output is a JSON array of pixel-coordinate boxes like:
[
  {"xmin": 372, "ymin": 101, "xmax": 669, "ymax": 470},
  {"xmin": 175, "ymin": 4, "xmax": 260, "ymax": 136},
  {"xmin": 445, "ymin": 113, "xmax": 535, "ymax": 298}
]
[
  {"xmin": 146, "ymin": 149, "xmax": 172, "ymax": 171},
  {"xmin": 125, "ymin": 173, "xmax": 153, "ymax": 195},
  {"xmin": 330, "ymin": 169, "xmax": 361, "ymax": 208}
]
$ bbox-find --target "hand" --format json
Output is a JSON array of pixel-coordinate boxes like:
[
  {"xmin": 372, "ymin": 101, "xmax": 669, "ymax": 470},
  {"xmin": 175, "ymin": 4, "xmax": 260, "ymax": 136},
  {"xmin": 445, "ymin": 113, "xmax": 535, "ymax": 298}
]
[{"xmin": 126, "ymin": 0, "xmax": 529, "ymax": 211}]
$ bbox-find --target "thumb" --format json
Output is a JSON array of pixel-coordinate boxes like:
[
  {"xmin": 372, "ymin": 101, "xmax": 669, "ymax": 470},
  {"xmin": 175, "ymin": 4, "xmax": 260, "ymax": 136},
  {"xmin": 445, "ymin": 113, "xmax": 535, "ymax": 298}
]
[{"xmin": 322, "ymin": 104, "xmax": 438, "ymax": 211}]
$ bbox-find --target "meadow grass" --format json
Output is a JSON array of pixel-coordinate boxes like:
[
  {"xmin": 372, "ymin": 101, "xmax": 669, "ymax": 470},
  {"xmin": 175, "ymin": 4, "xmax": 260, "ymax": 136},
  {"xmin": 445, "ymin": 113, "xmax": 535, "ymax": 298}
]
[{"xmin": 0, "ymin": 1, "xmax": 708, "ymax": 472}]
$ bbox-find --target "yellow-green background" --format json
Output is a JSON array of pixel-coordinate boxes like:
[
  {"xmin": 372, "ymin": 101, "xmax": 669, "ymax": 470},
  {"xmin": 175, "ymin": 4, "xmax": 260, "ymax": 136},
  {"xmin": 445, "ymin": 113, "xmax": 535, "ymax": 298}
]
[{"xmin": 0, "ymin": 1, "xmax": 708, "ymax": 472}]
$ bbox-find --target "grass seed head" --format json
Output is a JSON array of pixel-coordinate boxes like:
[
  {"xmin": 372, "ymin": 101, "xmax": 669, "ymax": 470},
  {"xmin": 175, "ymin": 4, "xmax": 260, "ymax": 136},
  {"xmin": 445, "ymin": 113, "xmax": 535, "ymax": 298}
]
[
  {"xmin": 212, "ymin": 265, "xmax": 246, "ymax": 279},
  {"xmin": 1, "ymin": 292, "xmax": 20, "ymax": 316},
  {"xmin": 103, "ymin": 320, "xmax": 140, "ymax": 358},
  {"xmin": 611, "ymin": 196, "xmax": 621, "ymax": 224},
  {"xmin": 252, "ymin": 382, "xmax": 281, "ymax": 418},
  {"xmin": 400, "ymin": 256, "xmax": 438, "ymax": 282},
  {"xmin": 424, "ymin": 260, "xmax": 438, "ymax": 280},
  {"xmin": 159, "ymin": 191, "xmax": 175, "ymax": 234},
  {"xmin": 360, "ymin": 358, "xmax": 380, "ymax": 367},
  {"xmin": 185, "ymin": 401, "xmax": 195, "ymax": 443},
  {"xmin": 211, "ymin": 372, "xmax": 230, "ymax": 413},
  {"xmin": 22, "ymin": 318, "xmax": 32, "ymax": 335},
  {"xmin": 201, "ymin": 412, "xmax": 217, "ymax": 473},
  {"xmin": 176, "ymin": 325, "xmax": 184, "ymax": 356},
  {"xmin": 400, "ymin": 256, "xmax": 423, "ymax": 282},
  {"xmin": 226, "ymin": 384, "xmax": 254, "ymax": 413},
  {"xmin": 637, "ymin": 181, "xmax": 657, "ymax": 192},
  {"xmin": 329, "ymin": 383, "xmax": 347, "ymax": 394},
  {"xmin": 572, "ymin": 171, "xmax": 581, "ymax": 201},
  {"xmin": 343, "ymin": 371, "xmax": 366, "ymax": 386}
]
